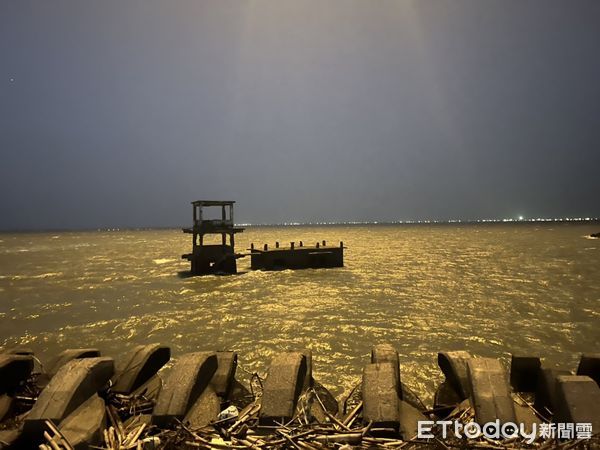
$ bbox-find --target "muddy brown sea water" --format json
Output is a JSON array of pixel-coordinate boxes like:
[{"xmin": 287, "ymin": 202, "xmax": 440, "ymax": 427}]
[{"xmin": 1, "ymin": 223, "xmax": 599, "ymax": 404}]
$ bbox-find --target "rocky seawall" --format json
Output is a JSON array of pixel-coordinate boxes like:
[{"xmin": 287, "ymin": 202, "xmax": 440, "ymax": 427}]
[{"xmin": 0, "ymin": 345, "xmax": 599, "ymax": 449}]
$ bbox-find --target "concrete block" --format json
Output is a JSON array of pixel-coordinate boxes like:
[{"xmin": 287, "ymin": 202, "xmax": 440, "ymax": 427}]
[
  {"xmin": 533, "ymin": 368, "xmax": 571, "ymax": 414},
  {"xmin": 23, "ymin": 357, "xmax": 114, "ymax": 440},
  {"xmin": 514, "ymin": 402, "xmax": 540, "ymax": 435},
  {"xmin": 2, "ymin": 347, "xmax": 34, "ymax": 356},
  {"xmin": 112, "ymin": 344, "xmax": 170, "ymax": 394},
  {"xmin": 184, "ymin": 385, "xmax": 220, "ymax": 428},
  {"xmin": 227, "ymin": 379, "xmax": 252, "ymax": 409},
  {"xmin": 308, "ymin": 380, "xmax": 339, "ymax": 422},
  {"xmin": 399, "ymin": 400, "xmax": 426, "ymax": 440},
  {"xmin": 437, "ymin": 351, "xmax": 471, "ymax": 400},
  {"xmin": 467, "ymin": 358, "xmax": 516, "ymax": 424},
  {"xmin": 554, "ymin": 375, "xmax": 600, "ymax": 430},
  {"xmin": 315, "ymin": 380, "xmax": 338, "ymax": 416},
  {"xmin": 152, "ymin": 352, "xmax": 217, "ymax": 428},
  {"xmin": 0, "ymin": 394, "xmax": 13, "ymax": 422},
  {"xmin": 301, "ymin": 349, "xmax": 313, "ymax": 390},
  {"xmin": 132, "ymin": 374, "xmax": 163, "ymax": 400},
  {"xmin": 433, "ymin": 380, "xmax": 462, "ymax": 418},
  {"xmin": 0, "ymin": 429, "xmax": 21, "ymax": 448},
  {"xmin": 211, "ymin": 352, "xmax": 237, "ymax": 398},
  {"xmin": 402, "ymin": 385, "xmax": 425, "ymax": 413},
  {"xmin": 576, "ymin": 353, "xmax": 600, "ymax": 387},
  {"xmin": 362, "ymin": 362, "xmax": 400, "ymax": 434},
  {"xmin": 372, "ymin": 344, "xmax": 401, "ymax": 399},
  {"xmin": 59, "ymin": 394, "xmax": 106, "ymax": 450},
  {"xmin": 259, "ymin": 352, "xmax": 307, "ymax": 426},
  {"xmin": 46, "ymin": 349, "xmax": 101, "ymax": 378},
  {"xmin": 510, "ymin": 355, "xmax": 541, "ymax": 392},
  {"xmin": 0, "ymin": 355, "xmax": 34, "ymax": 394}
]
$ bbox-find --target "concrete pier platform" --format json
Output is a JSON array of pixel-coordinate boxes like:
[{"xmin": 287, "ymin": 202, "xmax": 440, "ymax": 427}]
[{"xmin": 250, "ymin": 241, "xmax": 344, "ymax": 270}]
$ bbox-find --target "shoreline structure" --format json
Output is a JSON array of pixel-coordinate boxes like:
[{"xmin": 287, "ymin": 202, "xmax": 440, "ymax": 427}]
[
  {"xmin": 0, "ymin": 345, "xmax": 599, "ymax": 449},
  {"xmin": 181, "ymin": 200, "xmax": 345, "ymax": 275}
]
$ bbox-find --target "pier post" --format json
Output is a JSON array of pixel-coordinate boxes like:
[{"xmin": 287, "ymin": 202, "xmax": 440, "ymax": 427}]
[{"xmin": 291, "ymin": 242, "xmax": 295, "ymax": 249}]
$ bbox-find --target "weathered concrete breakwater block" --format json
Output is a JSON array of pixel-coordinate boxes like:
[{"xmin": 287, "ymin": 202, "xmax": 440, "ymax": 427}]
[
  {"xmin": 36, "ymin": 348, "xmax": 102, "ymax": 389},
  {"xmin": 1, "ymin": 347, "xmax": 34, "ymax": 356},
  {"xmin": 182, "ymin": 350, "xmax": 238, "ymax": 428},
  {"xmin": 184, "ymin": 386, "xmax": 221, "ymax": 428},
  {"xmin": 0, "ymin": 394, "xmax": 13, "ymax": 422},
  {"xmin": 398, "ymin": 400, "xmax": 427, "ymax": 440},
  {"xmin": 510, "ymin": 355, "xmax": 541, "ymax": 392},
  {"xmin": 577, "ymin": 353, "xmax": 600, "ymax": 387},
  {"xmin": 362, "ymin": 345, "xmax": 425, "ymax": 438},
  {"xmin": 152, "ymin": 352, "xmax": 217, "ymax": 428},
  {"xmin": 362, "ymin": 362, "xmax": 400, "ymax": 434},
  {"xmin": 0, "ymin": 354, "xmax": 34, "ymax": 393},
  {"xmin": 554, "ymin": 375, "xmax": 600, "ymax": 430},
  {"xmin": 46, "ymin": 349, "xmax": 101, "ymax": 378},
  {"xmin": 0, "ymin": 429, "xmax": 21, "ymax": 449},
  {"xmin": 112, "ymin": 344, "xmax": 171, "ymax": 394},
  {"xmin": 534, "ymin": 368, "xmax": 571, "ymax": 415},
  {"xmin": 301, "ymin": 349, "xmax": 313, "ymax": 390},
  {"xmin": 371, "ymin": 344, "xmax": 402, "ymax": 399},
  {"xmin": 467, "ymin": 358, "xmax": 516, "ymax": 424},
  {"xmin": 131, "ymin": 374, "xmax": 163, "ymax": 400},
  {"xmin": 438, "ymin": 351, "xmax": 471, "ymax": 400},
  {"xmin": 23, "ymin": 357, "xmax": 114, "ymax": 440},
  {"xmin": 211, "ymin": 352, "xmax": 238, "ymax": 398},
  {"xmin": 259, "ymin": 352, "xmax": 308, "ymax": 426},
  {"xmin": 59, "ymin": 394, "xmax": 106, "ymax": 450}
]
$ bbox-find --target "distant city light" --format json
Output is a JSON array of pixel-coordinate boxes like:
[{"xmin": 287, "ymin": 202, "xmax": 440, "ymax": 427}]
[{"xmin": 234, "ymin": 217, "xmax": 599, "ymax": 227}]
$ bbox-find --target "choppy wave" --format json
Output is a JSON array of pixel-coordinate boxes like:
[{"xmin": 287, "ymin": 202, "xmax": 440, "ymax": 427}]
[
  {"xmin": 153, "ymin": 258, "xmax": 175, "ymax": 265},
  {"xmin": 1, "ymin": 224, "xmax": 599, "ymax": 403},
  {"xmin": 0, "ymin": 272, "xmax": 63, "ymax": 280}
]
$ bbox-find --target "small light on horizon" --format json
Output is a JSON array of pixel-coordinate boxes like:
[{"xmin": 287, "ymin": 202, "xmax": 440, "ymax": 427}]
[{"xmin": 518, "ymin": 215, "xmax": 524, "ymax": 221}]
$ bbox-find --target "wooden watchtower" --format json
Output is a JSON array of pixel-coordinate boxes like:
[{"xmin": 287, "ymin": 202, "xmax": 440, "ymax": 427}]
[{"xmin": 182, "ymin": 200, "xmax": 245, "ymax": 275}]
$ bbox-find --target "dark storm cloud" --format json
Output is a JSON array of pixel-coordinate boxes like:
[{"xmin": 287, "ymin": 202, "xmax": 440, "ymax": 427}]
[{"xmin": 1, "ymin": 0, "xmax": 599, "ymax": 229}]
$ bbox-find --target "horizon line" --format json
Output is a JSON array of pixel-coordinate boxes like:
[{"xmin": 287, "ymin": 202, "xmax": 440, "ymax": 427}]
[{"xmin": 1, "ymin": 216, "xmax": 599, "ymax": 233}]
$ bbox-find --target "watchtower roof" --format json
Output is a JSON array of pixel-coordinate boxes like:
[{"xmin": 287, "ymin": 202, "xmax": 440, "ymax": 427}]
[{"xmin": 191, "ymin": 200, "xmax": 236, "ymax": 207}]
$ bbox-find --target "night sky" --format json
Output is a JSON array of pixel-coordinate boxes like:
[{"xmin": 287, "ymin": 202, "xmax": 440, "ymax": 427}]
[{"xmin": 1, "ymin": 1, "xmax": 599, "ymax": 230}]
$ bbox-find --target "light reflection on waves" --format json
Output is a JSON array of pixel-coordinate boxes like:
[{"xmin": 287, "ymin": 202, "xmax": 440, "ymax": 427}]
[
  {"xmin": 0, "ymin": 272, "xmax": 63, "ymax": 280},
  {"xmin": 0, "ymin": 225, "xmax": 599, "ymax": 404}
]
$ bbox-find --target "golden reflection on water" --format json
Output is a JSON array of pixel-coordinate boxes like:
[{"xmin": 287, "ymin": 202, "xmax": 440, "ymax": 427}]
[{"xmin": 0, "ymin": 224, "xmax": 599, "ymax": 404}]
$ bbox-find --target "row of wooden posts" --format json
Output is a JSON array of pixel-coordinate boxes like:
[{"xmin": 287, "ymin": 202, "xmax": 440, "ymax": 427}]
[{"xmin": 250, "ymin": 241, "xmax": 344, "ymax": 251}]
